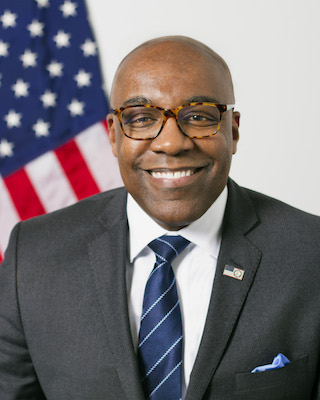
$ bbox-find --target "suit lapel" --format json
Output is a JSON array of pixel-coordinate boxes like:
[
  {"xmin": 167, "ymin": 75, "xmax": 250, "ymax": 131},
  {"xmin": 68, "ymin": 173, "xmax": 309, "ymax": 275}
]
[
  {"xmin": 88, "ymin": 189, "xmax": 144, "ymax": 400},
  {"xmin": 186, "ymin": 180, "xmax": 262, "ymax": 400}
]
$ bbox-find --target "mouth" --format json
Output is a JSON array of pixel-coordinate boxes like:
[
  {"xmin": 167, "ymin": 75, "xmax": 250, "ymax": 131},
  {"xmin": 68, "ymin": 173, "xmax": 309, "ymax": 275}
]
[{"xmin": 148, "ymin": 167, "xmax": 203, "ymax": 180}]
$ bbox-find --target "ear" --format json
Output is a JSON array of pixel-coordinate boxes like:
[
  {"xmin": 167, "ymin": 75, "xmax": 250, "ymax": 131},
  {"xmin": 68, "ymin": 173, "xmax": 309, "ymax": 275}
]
[
  {"xmin": 232, "ymin": 111, "xmax": 240, "ymax": 154},
  {"xmin": 106, "ymin": 114, "xmax": 118, "ymax": 158}
]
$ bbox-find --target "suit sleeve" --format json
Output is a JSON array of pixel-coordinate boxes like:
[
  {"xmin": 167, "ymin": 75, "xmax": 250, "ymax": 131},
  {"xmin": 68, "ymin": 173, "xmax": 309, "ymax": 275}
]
[{"xmin": 0, "ymin": 223, "xmax": 46, "ymax": 400}]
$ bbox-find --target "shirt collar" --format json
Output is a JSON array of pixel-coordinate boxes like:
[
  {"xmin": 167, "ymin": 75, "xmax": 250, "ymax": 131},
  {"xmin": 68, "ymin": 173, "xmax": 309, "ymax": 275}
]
[{"xmin": 127, "ymin": 186, "xmax": 228, "ymax": 263}]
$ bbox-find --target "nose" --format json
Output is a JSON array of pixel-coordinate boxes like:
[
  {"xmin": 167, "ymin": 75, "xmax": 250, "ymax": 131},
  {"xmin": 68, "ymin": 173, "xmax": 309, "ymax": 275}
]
[{"xmin": 149, "ymin": 116, "xmax": 194, "ymax": 155}]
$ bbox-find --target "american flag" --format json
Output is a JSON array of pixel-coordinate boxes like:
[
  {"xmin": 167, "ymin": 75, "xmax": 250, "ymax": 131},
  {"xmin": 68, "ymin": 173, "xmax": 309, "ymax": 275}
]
[{"xmin": 0, "ymin": 0, "xmax": 123, "ymax": 262}]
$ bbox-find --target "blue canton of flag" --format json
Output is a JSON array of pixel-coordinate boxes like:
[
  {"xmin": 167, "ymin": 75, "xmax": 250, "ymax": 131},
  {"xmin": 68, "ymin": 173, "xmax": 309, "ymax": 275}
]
[{"xmin": 0, "ymin": 0, "xmax": 108, "ymax": 177}]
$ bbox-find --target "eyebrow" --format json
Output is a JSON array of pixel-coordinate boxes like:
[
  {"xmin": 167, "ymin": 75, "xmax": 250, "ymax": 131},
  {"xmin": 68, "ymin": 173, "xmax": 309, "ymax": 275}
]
[
  {"xmin": 120, "ymin": 95, "xmax": 220, "ymax": 108},
  {"xmin": 122, "ymin": 96, "xmax": 152, "ymax": 107},
  {"xmin": 185, "ymin": 95, "xmax": 220, "ymax": 104}
]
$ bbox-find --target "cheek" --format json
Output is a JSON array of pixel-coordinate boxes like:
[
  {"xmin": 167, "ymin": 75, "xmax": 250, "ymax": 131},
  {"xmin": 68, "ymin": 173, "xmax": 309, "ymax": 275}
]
[
  {"xmin": 201, "ymin": 133, "xmax": 233, "ymax": 167},
  {"xmin": 116, "ymin": 143, "xmax": 134, "ymax": 179},
  {"xmin": 217, "ymin": 141, "xmax": 234, "ymax": 176},
  {"xmin": 115, "ymin": 138, "xmax": 146, "ymax": 182}
]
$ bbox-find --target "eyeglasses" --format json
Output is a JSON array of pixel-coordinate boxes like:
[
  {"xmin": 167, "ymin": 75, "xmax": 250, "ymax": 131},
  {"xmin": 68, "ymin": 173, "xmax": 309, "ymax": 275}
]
[{"xmin": 111, "ymin": 102, "xmax": 235, "ymax": 140}]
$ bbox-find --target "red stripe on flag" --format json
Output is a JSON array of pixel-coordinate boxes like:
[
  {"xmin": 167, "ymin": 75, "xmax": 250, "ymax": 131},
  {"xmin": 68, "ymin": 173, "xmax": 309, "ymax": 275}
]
[
  {"xmin": 4, "ymin": 169, "xmax": 46, "ymax": 220},
  {"xmin": 0, "ymin": 253, "xmax": 3, "ymax": 264},
  {"xmin": 102, "ymin": 119, "xmax": 109, "ymax": 134},
  {"xmin": 55, "ymin": 139, "xmax": 100, "ymax": 200}
]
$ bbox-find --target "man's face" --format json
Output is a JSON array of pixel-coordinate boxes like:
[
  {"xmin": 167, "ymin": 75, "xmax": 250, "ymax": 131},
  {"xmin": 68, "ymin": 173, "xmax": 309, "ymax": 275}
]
[{"xmin": 107, "ymin": 41, "xmax": 239, "ymax": 230}]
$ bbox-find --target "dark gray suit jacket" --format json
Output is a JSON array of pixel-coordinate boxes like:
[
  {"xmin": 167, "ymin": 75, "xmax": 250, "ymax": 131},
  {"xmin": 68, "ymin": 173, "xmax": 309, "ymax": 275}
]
[{"xmin": 0, "ymin": 179, "xmax": 320, "ymax": 399}]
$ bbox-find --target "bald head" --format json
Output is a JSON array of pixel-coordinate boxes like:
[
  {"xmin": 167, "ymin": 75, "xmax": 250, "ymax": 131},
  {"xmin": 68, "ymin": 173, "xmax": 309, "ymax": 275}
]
[{"xmin": 110, "ymin": 36, "xmax": 235, "ymax": 107}]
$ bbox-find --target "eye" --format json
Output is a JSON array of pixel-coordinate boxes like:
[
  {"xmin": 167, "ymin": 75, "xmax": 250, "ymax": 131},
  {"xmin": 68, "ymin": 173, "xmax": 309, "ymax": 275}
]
[
  {"xmin": 125, "ymin": 113, "xmax": 154, "ymax": 124},
  {"xmin": 179, "ymin": 105, "xmax": 221, "ymax": 127},
  {"xmin": 122, "ymin": 110, "xmax": 158, "ymax": 127},
  {"xmin": 188, "ymin": 114, "xmax": 213, "ymax": 122},
  {"xmin": 181, "ymin": 112, "xmax": 219, "ymax": 125}
]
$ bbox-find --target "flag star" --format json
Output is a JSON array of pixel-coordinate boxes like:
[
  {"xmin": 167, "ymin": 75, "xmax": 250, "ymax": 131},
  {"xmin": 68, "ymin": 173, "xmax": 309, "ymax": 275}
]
[
  {"xmin": 53, "ymin": 30, "xmax": 71, "ymax": 48},
  {"xmin": 0, "ymin": 10, "xmax": 17, "ymax": 29},
  {"xmin": 28, "ymin": 19, "xmax": 44, "ymax": 37},
  {"xmin": 60, "ymin": 1, "xmax": 77, "ymax": 17},
  {"xmin": 81, "ymin": 39, "xmax": 97, "ymax": 57},
  {"xmin": 0, "ymin": 40, "xmax": 9, "ymax": 57},
  {"xmin": 74, "ymin": 69, "xmax": 92, "ymax": 88},
  {"xmin": 0, "ymin": 139, "xmax": 14, "ymax": 158},
  {"xmin": 4, "ymin": 110, "xmax": 22, "ymax": 128},
  {"xmin": 47, "ymin": 60, "xmax": 64, "ymax": 77},
  {"xmin": 12, "ymin": 79, "xmax": 30, "ymax": 98},
  {"xmin": 68, "ymin": 99, "xmax": 85, "ymax": 116},
  {"xmin": 32, "ymin": 119, "xmax": 50, "ymax": 137},
  {"xmin": 20, "ymin": 49, "xmax": 37, "ymax": 68},
  {"xmin": 40, "ymin": 90, "xmax": 57, "ymax": 108},
  {"xmin": 35, "ymin": 0, "xmax": 50, "ymax": 8}
]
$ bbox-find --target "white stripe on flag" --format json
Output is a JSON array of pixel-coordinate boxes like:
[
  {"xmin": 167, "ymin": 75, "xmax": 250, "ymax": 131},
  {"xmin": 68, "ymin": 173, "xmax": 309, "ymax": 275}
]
[
  {"xmin": 0, "ymin": 176, "xmax": 20, "ymax": 257},
  {"xmin": 25, "ymin": 151, "xmax": 78, "ymax": 213},
  {"xmin": 75, "ymin": 122, "xmax": 123, "ymax": 191}
]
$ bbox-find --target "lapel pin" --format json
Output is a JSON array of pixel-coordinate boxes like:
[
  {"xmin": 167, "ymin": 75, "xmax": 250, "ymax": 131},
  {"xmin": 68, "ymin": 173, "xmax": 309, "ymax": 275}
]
[{"xmin": 223, "ymin": 264, "xmax": 245, "ymax": 281}]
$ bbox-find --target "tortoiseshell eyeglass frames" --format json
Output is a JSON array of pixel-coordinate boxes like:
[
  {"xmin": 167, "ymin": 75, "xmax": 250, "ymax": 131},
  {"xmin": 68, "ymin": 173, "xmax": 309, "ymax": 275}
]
[{"xmin": 111, "ymin": 102, "xmax": 235, "ymax": 140}]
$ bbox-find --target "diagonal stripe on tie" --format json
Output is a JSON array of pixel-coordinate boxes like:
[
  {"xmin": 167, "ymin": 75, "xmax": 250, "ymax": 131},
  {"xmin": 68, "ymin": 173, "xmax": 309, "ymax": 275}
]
[
  {"xmin": 143, "ymin": 336, "xmax": 183, "ymax": 380},
  {"xmin": 138, "ymin": 300, "xmax": 180, "ymax": 348},
  {"xmin": 137, "ymin": 235, "xmax": 190, "ymax": 400},
  {"xmin": 141, "ymin": 276, "xmax": 176, "ymax": 321},
  {"xmin": 149, "ymin": 361, "xmax": 183, "ymax": 398}
]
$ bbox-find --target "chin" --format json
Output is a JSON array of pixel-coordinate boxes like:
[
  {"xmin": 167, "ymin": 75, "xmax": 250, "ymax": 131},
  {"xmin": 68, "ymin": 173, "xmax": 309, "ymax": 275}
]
[{"xmin": 151, "ymin": 206, "xmax": 205, "ymax": 231}]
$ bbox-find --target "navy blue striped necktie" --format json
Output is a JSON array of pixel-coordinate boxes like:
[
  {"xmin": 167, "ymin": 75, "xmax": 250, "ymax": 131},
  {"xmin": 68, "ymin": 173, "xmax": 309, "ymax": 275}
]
[{"xmin": 137, "ymin": 235, "xmax": 190, "ymax": 400}]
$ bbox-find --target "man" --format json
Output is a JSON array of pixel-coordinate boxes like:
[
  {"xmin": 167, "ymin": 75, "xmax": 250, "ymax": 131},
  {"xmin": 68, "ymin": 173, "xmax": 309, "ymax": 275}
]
[{"xmin": 0, "ymin": 36, "xmax": 319, "ymax": 400}]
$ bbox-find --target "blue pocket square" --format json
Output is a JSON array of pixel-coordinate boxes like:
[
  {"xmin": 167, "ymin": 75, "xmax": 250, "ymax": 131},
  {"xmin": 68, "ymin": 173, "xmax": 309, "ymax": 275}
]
[{"xmin": 251, "ymin": 353, "xmax": 290, "ymax": 373}]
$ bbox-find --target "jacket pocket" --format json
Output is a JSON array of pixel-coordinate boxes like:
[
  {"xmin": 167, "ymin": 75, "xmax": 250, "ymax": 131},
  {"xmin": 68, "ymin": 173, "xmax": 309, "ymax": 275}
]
[{"xmin": 235, "ymin": 355, "xmax": 309, "ymax": 400}]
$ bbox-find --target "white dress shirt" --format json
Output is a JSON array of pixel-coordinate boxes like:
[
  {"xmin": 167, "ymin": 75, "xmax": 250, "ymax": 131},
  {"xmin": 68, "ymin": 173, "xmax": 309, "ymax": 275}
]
[{"xmin": 126, "ymin": 187, "xmax": 228, "ymax": 398}]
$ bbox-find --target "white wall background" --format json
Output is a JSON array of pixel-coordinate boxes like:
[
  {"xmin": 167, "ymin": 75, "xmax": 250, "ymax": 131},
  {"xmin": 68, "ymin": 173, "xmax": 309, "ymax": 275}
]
[{"xmin": 86, "ymin": 0, "xmax": 320, "ymax": 216}]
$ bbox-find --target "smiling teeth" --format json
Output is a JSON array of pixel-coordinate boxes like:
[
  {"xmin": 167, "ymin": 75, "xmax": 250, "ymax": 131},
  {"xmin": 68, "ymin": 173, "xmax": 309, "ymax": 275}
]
[{"xmin": 151, "ymin": 170, "xmax": 194, "ymax": 179}]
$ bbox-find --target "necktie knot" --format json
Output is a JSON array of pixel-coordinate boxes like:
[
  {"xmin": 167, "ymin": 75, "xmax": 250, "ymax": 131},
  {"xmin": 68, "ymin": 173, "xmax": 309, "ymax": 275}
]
[{"xmin": 148, "ymin": 235, "xmax": 190, "ymax": 265}]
